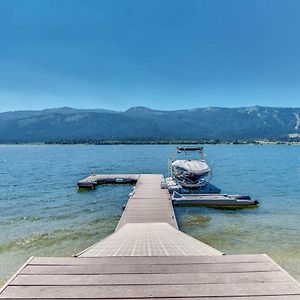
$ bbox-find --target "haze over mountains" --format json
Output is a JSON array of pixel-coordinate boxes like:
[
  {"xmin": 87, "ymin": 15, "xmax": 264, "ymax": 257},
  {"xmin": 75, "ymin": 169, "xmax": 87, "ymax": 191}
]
[{"xmin": 0, "ymin": 106, "xmax": 300, "ymax": 142}]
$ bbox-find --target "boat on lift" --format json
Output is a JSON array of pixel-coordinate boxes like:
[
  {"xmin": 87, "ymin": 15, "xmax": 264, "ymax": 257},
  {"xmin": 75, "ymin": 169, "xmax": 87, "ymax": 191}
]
[{"xmin": 170, "ymin": 146, "xmax": 212, "ymax": 188}]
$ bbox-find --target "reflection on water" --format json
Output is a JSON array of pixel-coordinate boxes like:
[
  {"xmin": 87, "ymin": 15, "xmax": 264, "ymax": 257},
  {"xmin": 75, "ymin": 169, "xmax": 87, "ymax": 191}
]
[{"xmin": 0, "ymin": 144, "xmax": 299, "ymax": 284}]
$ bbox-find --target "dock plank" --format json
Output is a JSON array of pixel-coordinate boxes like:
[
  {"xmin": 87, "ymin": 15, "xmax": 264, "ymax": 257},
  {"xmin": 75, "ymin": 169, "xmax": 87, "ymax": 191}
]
[
  {"xmin": 19, "ymin": 261, "xmax": 279, "ymax": 275},
  {"xmin": 2, "ymin": 282, "xmax": 300, "ymax": 299},
  {"xmin": 29, "ymin": 254, "xmax": 271, "ymax": 265},
  {"xmin": 11, "ymin": 271, "xmax": 291, "ymax": 286}
]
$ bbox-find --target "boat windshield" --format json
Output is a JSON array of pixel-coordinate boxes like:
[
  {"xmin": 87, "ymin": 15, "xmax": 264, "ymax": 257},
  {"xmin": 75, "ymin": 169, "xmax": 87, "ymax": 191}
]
[{"xmin": 173, "ymin": 147, "xmax": 204, "ymax": 160}]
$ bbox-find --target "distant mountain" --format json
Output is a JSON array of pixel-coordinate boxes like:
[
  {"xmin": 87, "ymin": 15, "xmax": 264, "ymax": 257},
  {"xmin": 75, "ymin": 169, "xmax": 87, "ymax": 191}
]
[{"xmin": 0, "ymin": 106, "xmax": 300, "ymax": 142}]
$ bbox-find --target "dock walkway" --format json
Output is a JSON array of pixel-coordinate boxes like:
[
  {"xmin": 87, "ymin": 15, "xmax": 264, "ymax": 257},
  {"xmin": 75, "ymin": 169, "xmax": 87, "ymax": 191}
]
[
  {"xmin": 116, "ymin": 174, "xmax": 177, "ymax": 229},
  {"xmin": 1, "ymin": 173, "xmax": 299, "ymax": 299}
]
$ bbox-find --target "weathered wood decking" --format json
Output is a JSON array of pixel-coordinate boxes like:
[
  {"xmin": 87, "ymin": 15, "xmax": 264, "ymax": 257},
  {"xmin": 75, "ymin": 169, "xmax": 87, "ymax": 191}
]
[
  {"xmin": 1, "ymin": 255, "xmax": 300, "ymax": 299},
  {"xmin": 1, "ymin": 174, "xmax": 300, "ymax": 299}
]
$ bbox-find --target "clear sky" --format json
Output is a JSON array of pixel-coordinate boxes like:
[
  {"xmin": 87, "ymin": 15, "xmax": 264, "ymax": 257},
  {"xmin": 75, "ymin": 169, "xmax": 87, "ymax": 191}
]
[{"xmin": 0, "ymin": 0, "xmax": 300, "ymax": 112}]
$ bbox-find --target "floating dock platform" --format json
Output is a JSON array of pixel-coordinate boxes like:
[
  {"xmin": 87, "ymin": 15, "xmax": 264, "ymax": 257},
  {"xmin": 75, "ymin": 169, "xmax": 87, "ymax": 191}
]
[
  {"xmin": 1, "ymin": 173, "xmax": 299, "ymax": 299},
  {"xmin": 172, "ymin": 191, "xmax": 259, "ymax": 207},
  {"xmin": 78, "ymin": 174, "xmax": 139, "ymax": 188}
]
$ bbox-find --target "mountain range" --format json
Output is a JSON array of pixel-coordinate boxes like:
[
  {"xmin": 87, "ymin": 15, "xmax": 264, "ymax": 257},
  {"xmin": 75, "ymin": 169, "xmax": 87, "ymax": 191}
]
[{"xmin": 0, "ymin": 106, "xmax": 300, "ymax": 142}]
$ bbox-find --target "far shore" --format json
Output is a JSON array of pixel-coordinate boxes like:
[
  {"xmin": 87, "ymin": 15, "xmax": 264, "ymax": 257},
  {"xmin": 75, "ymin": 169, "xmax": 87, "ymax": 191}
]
[{"xmin": 0, "ymin": 140, "xmax": 300, "ymax": 146}]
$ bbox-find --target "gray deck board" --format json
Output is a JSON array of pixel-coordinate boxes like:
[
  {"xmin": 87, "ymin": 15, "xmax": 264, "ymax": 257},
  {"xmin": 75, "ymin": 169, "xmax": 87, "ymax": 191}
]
[
  {"xmin": 2, "ymin": 282, "xmax": 300, "ymax": 298},
  {"xmin": 11, "ymin": 271, "xmax": 291, "ymax": 285},
  {"xmin": 1, "ymin": 296, "xmax": 300, "ymax": 299},
  {"xmin": 29, "ymin": 254, "xmax": 271, "ymax": 265},
  {"xmin": 19, "ymin": 261, "xmax": 280, "ymax": 275}
]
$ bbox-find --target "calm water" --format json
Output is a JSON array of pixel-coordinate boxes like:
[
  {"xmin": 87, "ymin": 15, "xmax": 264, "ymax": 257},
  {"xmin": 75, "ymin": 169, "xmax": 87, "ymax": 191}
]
[{"xmin": 0, "ymin": 144, "xmax": 299, "ymax": 284}]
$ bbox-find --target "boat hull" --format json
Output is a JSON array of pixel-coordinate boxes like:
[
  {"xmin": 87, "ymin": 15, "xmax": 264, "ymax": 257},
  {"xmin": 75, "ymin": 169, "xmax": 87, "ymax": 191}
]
[{"xmin": 171, "ymin": 160, "xmax": 211, "ymax": 188}]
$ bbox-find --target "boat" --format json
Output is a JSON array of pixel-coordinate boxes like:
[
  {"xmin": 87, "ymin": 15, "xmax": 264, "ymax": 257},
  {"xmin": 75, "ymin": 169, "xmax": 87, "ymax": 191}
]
[{"xmin": 169, "ymin": 146, "xmax": 212, "ymax": 188}]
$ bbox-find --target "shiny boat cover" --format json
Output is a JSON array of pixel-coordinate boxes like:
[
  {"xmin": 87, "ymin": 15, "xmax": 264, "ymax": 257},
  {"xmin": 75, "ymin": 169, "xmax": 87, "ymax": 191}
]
[{"xmin": 172, "ymin": 160, "xmax": 210, "ymax": 175}]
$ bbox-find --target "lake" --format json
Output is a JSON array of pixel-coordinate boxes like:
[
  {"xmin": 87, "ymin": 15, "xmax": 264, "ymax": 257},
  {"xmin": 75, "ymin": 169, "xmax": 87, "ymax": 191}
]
[{"xmin": 0, "ymin": 144, "xmax": 299, "ymax": 284}]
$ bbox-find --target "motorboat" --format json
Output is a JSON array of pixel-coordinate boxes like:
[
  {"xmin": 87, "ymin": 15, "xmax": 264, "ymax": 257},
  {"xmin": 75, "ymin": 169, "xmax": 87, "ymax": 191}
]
[{"xmin": 169, "ymin": 146, "xmax": 212, "ymax": 188}]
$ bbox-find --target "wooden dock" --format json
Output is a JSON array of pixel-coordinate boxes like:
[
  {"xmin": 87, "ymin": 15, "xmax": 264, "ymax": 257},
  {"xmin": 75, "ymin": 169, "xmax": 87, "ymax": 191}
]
[{"xmin": 1, "ymin": 173, "xmax": 300, "ymax": 299}]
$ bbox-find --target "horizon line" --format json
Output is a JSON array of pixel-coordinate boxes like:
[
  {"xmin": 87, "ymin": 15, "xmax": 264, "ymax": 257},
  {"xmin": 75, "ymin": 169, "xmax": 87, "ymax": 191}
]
[{"xmin": 1, "ymin": 104, "xmax": 300, "ymax": 114}]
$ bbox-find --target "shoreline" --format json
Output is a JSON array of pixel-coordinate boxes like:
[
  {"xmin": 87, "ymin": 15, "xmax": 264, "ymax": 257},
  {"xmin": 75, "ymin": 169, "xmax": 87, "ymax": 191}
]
[{"xmin": 0, "ymin": 140, "xmax": 300, "ymax": 146}]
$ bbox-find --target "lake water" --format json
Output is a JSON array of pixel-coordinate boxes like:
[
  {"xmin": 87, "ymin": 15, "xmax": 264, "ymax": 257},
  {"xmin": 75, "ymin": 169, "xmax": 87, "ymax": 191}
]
[{"xmin": 0, "ymin": 144, "xmax": 299, "ymax": 284}]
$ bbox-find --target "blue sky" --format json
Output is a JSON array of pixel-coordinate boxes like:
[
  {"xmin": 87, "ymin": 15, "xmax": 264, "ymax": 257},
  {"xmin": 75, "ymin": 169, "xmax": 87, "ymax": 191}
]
[{"xmin": 0, "ymin": 0, "xmax": 300, "ymax": 112}]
